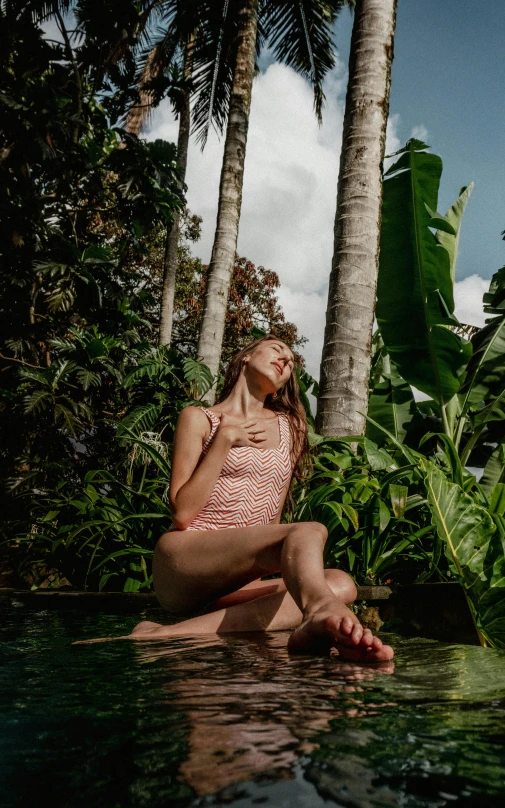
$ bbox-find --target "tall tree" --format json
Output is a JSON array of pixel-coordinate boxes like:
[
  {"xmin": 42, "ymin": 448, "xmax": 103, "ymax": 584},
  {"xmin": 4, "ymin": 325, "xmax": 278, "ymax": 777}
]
[
  {"xmin": 316, "ymin": 0, "xmax": 397, "ymax": 436},
  {"xmin": 159, "ymin": 36, "xmax": 194, "ymax": 345},
  {"xmin": 197, "ymin": 0, "xmax": 347, "ymax": 394},
  {"xmin": 125, "ymin": 36, "xmax": 195, "ymax": 346},
  {"xmin": 196, "ymin": 0, "xmax": 258, "ymax": 387}
]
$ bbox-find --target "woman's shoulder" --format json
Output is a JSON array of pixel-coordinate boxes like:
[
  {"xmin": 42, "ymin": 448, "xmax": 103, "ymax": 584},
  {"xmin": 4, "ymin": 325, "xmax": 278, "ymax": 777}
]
[
  {"xmin": 177, "ymin": 405, "xmax": 214, "ymax": 429},
  {"xmin": 179, "ymin": 404, "xmax": 206, "ymax": 418}
]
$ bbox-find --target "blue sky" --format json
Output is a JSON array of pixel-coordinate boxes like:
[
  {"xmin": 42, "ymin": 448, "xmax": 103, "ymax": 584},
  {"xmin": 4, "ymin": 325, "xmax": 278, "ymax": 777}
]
[{"xmin": 336, "ymin": 0, "xmax": 505, "ymax": 282}]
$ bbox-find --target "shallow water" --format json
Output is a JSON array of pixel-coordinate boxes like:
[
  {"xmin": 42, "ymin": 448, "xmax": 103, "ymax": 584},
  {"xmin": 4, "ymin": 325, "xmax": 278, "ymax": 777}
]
[{"xmin": 2, "ymin": 608, "xmax": 505, "ymax": 807}]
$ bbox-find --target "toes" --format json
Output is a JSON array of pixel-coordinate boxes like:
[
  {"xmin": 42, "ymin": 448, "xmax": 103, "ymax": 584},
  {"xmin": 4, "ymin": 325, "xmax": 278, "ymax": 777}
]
[
  {"xmin": 361, "ymin": 629, "xmax": 375, "ymax": 647},
  {"xmin": 340, "ymin": 616, "xmax": 354, "ymax": 636},
  {"xmin": 350, "ymin": 620, "xmax": 364, "ymax": 645}
]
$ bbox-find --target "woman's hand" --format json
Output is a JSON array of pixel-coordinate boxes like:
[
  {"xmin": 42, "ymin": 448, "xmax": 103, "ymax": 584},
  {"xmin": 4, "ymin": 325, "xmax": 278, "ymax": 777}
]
[{"xmin": 218, "ymin": 412, "xmax": 267, "ymax": 447}]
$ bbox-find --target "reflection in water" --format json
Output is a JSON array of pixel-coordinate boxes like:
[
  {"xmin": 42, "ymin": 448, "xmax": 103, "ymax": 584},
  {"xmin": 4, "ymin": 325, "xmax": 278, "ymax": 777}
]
[
  {"xmin": 2, "ymin": 611, "xmax": 505, "ymax": 808},
  {"xmin": 134, "ymin": 633, "xmax": 396, "ymax": 796}
]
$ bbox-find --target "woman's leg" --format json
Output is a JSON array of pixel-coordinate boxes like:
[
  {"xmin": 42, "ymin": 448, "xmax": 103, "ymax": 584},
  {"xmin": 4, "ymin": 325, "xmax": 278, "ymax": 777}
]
[
  {"xmin": 130, "ymin": 568, "xmax": 391, "ymax": 661},
  {"xmin": 138, "ymin": 523, "xmax": 393, "ymax": 661}
]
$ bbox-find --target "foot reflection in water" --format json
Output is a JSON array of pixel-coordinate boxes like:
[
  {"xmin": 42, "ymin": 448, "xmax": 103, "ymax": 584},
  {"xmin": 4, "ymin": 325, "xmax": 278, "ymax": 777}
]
[{"xmin": 133, "ymin": 632, "xmax": 395, "ymax": 796}]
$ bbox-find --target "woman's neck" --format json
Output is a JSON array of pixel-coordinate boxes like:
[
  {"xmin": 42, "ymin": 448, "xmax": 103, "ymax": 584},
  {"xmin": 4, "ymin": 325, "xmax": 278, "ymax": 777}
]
[{"xmin": 214, "ymin": 377, "xmax": 273, "ymax": 419}]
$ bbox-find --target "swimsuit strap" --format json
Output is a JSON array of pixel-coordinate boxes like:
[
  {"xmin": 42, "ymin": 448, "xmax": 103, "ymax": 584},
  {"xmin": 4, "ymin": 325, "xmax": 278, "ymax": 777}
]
[
  {"xmin": 278, "ymin": 412, "xmax": 291, "ymax": 454},
  {"xmin": 200, "ymin": 407, "xmax": 220, "ymax": 452}
]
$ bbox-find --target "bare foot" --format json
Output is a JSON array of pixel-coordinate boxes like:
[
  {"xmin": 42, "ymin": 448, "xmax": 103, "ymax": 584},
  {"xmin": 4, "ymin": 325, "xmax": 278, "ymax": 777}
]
[{"xmin": 287, "ymin": 598, "xmax": 394, "ymax": 662}]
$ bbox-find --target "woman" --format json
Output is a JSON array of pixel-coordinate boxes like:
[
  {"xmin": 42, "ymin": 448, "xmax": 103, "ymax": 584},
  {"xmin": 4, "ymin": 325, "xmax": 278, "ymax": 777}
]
[{"xmin": 128, "ymin": 334, "xmax": 393, "ymax": 662}]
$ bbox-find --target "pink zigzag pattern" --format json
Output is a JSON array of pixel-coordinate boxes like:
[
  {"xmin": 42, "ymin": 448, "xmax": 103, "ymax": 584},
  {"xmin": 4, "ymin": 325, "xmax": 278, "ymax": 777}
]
[{"xmin": 186, "ymin": 408, "xmax": 292, "ymax": 531}]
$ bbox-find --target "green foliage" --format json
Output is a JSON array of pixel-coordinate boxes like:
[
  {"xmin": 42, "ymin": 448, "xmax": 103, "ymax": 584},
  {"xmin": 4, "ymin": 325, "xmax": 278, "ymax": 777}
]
[
  {"xmin": 423, "ymin": 460, "xmax": 505, "ymax": 649},
  {"xmin": 120, "ymin": 346, "xmax": 214, "ymax": 441},
  {"xmin": 14, "ymin": 457, "xmax": 171, "ymax": 593},
  {"xmin": 367, "ymin": 332, "xmax": 417, "ymax": 446},
  {"xmin": 374, "ymin": 140, "xmax": 505, "ymax": 488},
  {"xmin": 368, "ymin": 139, "xmax": 505, "ymax": 647},
  {"xmin": 456, "ymin": 266, "xmax": 505, "ymax": 469},
  {"xmin": 6, "ymin": 352, "xmax": 212, "ymax": 592},
  {"xmin": 376, "ymin": 139, "xmax": 472, "ymax": 408},
  {"xmin": 292, "ymin": 438, "xmax": 438, "ymax": 586},
  {"xmin": 0, "ymin": 5, "xmax": 185, "ymax": 512}
]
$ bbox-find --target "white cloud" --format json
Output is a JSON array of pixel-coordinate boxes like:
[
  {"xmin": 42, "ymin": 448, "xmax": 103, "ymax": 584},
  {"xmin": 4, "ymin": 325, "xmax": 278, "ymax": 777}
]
[
  {"xmin": 410, "ymin": 124, "xmax": 429, "ymax": 143},
  {"xmin": 454, "ymin": 274, "xmax": 489, "ymax": 327},
  {"xmin": 147, "ymin": 63, "xmax": 421, "ymax": 380}
]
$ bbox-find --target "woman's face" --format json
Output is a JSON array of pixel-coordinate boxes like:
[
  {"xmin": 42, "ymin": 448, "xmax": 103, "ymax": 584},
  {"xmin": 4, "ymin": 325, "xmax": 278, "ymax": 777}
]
[{"xmin": 245, "ymin": 340, "xmax": 295, "ymax": 391}]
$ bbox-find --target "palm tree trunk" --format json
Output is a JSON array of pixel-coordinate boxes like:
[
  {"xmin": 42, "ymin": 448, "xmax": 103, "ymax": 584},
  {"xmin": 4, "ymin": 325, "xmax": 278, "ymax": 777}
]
[
  {"xmin": 159, "ymin": 37, "xmax": 194, "ymax": 346},
  {"xmin": 125, "ymin": 47, "xmax": 159, "ymax": 136},
  {"xmin": 197, "ymin": 0, "xmax": 258, "ymax": 391},
  {"xmin": 316, "ymin": 0, "xmax": 397, "ymax": 437}
]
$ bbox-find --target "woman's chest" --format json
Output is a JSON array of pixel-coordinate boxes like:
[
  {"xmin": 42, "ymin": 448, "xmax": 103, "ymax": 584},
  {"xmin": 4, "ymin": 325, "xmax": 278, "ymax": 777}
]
[
  {"xmin": 220, "ymin": 446, "xmax": 287, "ymax": 479},
  {"xmin": 256, "ymin": 416, "xmax": 281, "ymax": 450}
]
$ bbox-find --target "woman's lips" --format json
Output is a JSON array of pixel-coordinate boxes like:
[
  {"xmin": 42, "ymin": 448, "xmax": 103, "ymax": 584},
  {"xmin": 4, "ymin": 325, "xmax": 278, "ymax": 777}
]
[{"xmin": 272, "ymin": 362, "xmax": 283, "ymax": 374}]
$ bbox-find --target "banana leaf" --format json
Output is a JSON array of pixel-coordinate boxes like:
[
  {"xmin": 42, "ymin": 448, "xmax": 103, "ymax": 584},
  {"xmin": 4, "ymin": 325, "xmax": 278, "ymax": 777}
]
[
  {"xmin": 484, "ymin": 267, "xmax": 505, "ymax": 315},
  {"xmin": 376, "ymin": 139, "xmax": 472, "ymax": 404},
  {"xmin": 460, "ymin": 320, "xmax": 505, "ymax": 412},
  {"xmin": 423, "ymin": 460, "xmax": 505, "ymax": 648},
  {"xmin": 367, "ymin": 338, "xmax": 417, "ymax": 446},
  {"xmin": 480, "ymin": 441, "xmax": 505, "ymax": 496},
  {"xmin": 435, "ymin": 184, "xmax": 474, "ymax": 283},
  {"xmin": 458, "ymin": 268, "xmax": 505, "ymax": 465}
]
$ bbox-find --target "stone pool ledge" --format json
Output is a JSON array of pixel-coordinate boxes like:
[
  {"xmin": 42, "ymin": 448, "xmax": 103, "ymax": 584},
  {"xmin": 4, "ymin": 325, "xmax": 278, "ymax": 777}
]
[{"xmin": 0, "ymin": 582, "xmax": 480, "ymax": 646}]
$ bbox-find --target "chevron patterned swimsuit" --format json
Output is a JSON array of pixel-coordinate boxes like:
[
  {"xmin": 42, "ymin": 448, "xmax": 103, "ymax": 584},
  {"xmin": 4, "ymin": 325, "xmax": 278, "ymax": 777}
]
[{"xmin": 175, "ymin": 407, "xmax": 293, "ymax": 531}]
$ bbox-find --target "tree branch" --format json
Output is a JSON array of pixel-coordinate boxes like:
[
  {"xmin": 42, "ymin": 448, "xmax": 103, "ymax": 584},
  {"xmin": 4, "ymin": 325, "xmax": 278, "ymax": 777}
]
[{"xmin": 0, "ymin": 352, "xmax": 41, "ymax": 370}]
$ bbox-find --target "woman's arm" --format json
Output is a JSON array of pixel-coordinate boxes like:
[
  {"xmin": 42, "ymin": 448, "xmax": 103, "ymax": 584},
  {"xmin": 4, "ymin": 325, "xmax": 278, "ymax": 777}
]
[{"xmin": 169, "ymin": 407, "xmax": 265, "ymax": 529}]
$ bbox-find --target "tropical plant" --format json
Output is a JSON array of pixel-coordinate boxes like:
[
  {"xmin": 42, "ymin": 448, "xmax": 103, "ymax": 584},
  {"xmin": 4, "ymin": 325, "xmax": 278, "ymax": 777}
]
[
  {"xmin": 316, "ymin": 0, "xmax": 397, "ymax": 437},
  {"xmin": 292, "ymin": 436, "xmax": 439, "ymax": 586},
  {"xmin": 11, "ymin": 434, "xmax": 172, "ymax": 593},
  {"xmin": 373, "ymin": 139, "xmax": 505, "ymax": 488},
  {"xmin": 4, "ymin": 348, "xmax": 214, "ymax": 591},
  {"xmin": 375, "ymin": 139, "xmax": 472, "ymax": 432},
  {"xmin": 119, "ymin": 346, "xmax": 214, "ymax": 440},
  {"xmin": 0, "ymin": 5, "xmax": 182, "ymax": 515},
  {"xmin": 364, "ymin": 138, "xmax": 505, "ymax": 648},
  {"xmin": 422, "ymin": 458, "xmax": 505, "ymax": 649}
]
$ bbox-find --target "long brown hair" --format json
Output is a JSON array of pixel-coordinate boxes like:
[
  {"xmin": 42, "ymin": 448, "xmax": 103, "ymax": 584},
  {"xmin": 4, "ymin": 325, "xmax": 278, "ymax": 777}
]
[{"xmin": 215, "ymin": 334, "xmax": 312, "ymax": 482}]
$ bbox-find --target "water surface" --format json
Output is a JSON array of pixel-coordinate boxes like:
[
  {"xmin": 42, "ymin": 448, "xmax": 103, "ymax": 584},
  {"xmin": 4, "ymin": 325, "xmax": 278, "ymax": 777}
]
[{"xmin": 2, "ymin": 607, "xmax": 505, "ymax": 807}]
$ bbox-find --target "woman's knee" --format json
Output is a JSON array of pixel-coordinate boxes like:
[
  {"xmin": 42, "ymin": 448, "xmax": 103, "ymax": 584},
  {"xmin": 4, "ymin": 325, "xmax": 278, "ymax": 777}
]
[
  {"xmin": 324, "ymin": 568, "xmax": 357, "ymax": 605},
  {"xmin": 288, "ymin": 521, "xmax": 328, "ymax": 542}
]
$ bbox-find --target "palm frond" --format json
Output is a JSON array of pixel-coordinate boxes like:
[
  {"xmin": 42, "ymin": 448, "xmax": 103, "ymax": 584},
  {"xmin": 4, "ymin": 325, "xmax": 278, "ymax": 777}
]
[
  {"xmin": 190, "ymin": 0, "xmax": 239, "ymax": 146},
  {"xmin": 183, "ymin": 357, "xmax": 214, "ymax": 397},
  {"xmin": 125, "ymin": 32, "xmax": 182, "ymax": 134},
  {"xmin": 262, "ymin": 0, "xmax": 345, "ymax": 122},
  {"xmin": 24, "ymin": 0, "xmax": 75, "ymax": 24},
  {"xmin": 118, "ymin": 403, "xmax": 163, "ymax": 436}
]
